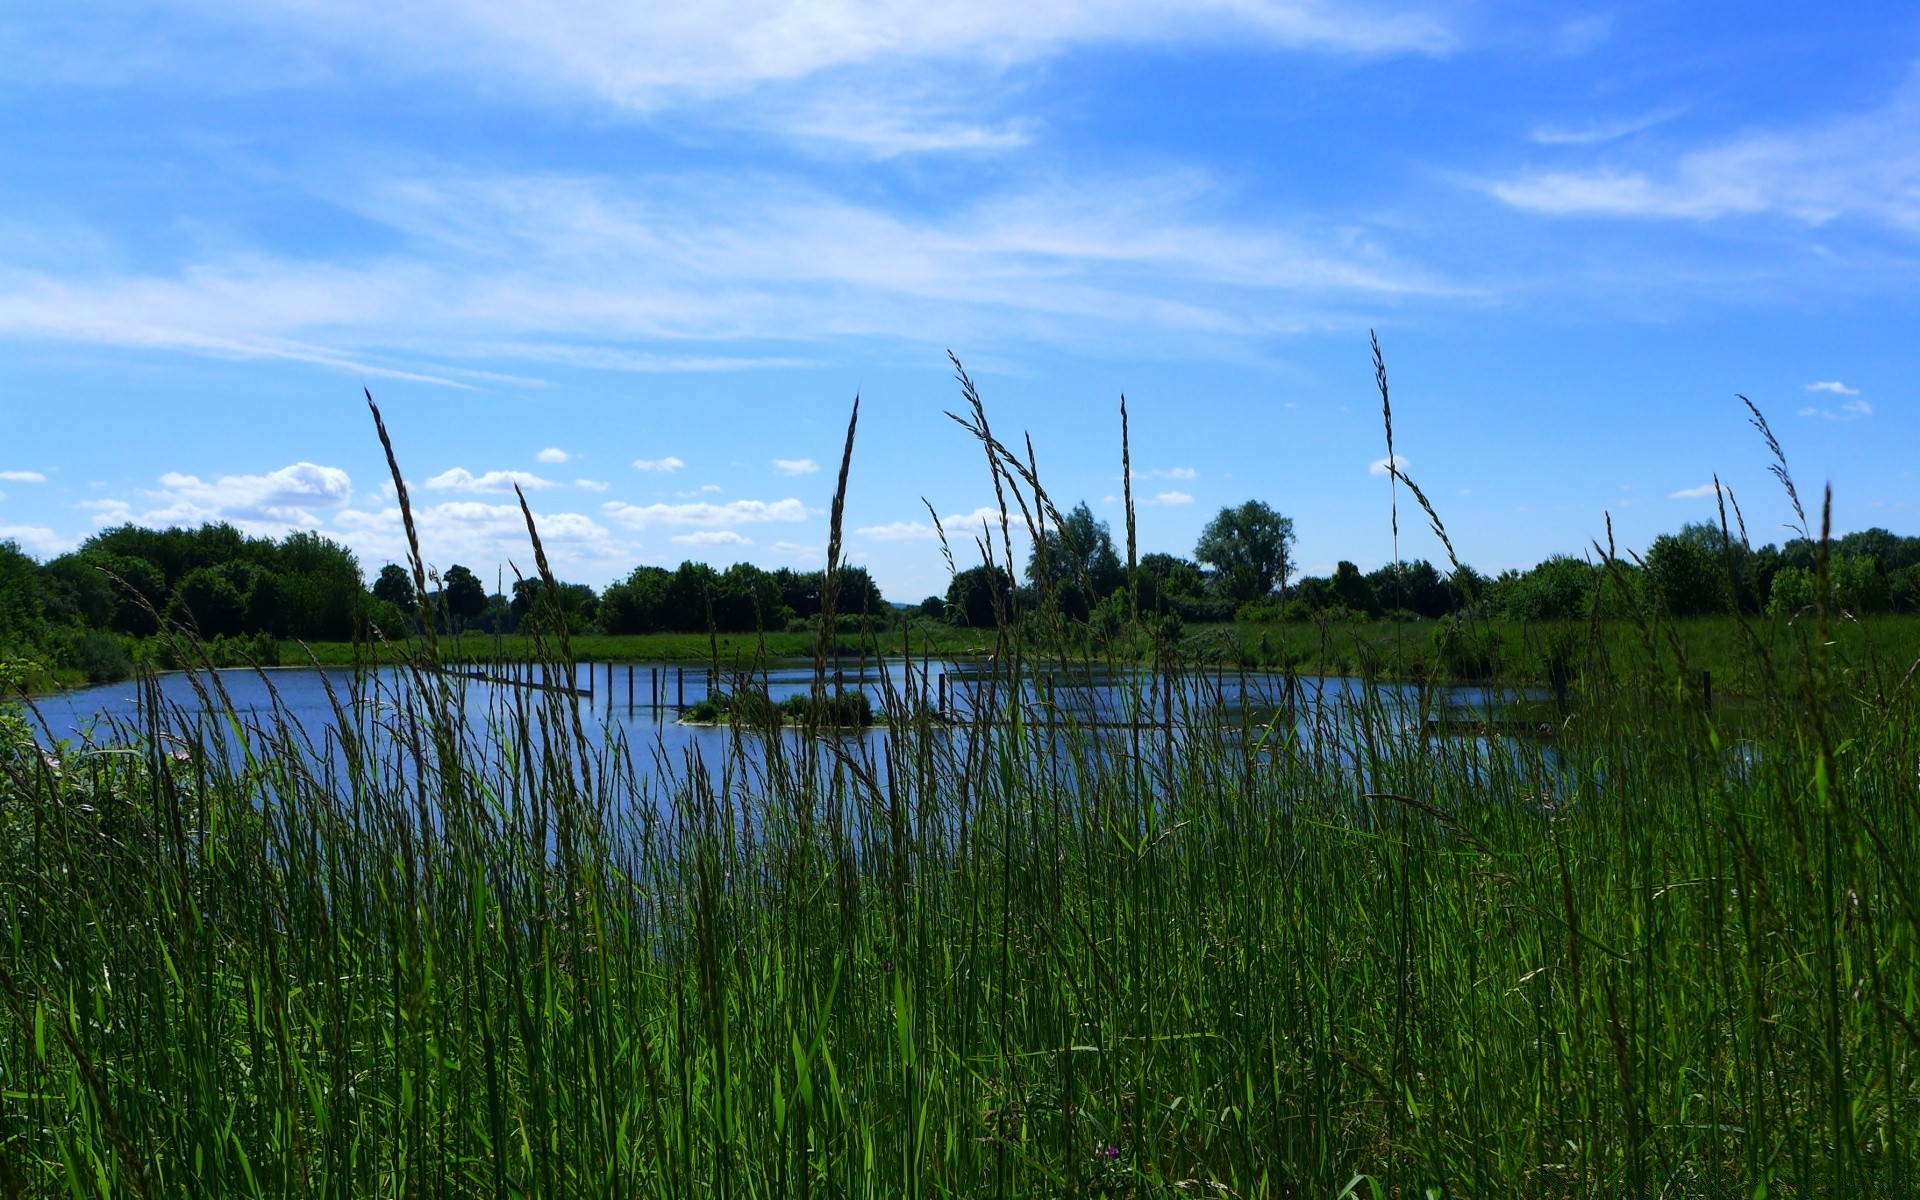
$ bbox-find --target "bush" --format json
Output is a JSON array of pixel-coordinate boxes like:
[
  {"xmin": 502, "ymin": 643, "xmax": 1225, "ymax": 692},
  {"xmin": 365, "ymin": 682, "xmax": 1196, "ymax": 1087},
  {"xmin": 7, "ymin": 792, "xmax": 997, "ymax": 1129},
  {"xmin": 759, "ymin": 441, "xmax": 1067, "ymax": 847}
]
[{"xmin": 73, "ymin": 632, "xmax": 132, "ymax": 684}]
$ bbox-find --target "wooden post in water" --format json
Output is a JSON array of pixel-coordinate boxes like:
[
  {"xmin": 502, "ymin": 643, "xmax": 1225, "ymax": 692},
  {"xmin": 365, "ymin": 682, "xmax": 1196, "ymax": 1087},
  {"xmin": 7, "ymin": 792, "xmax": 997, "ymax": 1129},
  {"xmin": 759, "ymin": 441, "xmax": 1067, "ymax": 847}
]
[
  {"xmin": 627, "ymin": 664, "xmax": 634, "ymax": 711},
  {"xmin": 651, "ymin": 667, "xmax": 659, "ymax": 711},
  {"xmin": 677, "ymin": 667, "xmax": 685, "ymax": 710}
]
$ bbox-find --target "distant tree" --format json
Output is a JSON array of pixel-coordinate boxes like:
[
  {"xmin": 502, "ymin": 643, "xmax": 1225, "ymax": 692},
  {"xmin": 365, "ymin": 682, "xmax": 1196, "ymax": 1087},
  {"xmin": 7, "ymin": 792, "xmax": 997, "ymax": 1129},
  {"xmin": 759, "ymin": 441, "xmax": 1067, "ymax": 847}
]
[
  {"xmin": 1644, "ymin": 533, "xmax": 1728, "ymax": 617},
  {"xmin": 1137, "ymin": 552, "xmax": 1206, "ymax": 612},
  {"xmin": 1487, "ymin": 556, "xmax": 1597, "ymax": 622},
  {"xmin": 1028, "ymin": 502, "xmax": 1124, "ymax": 604},
  {"xmin": 511, "ymin": 578, "xmax": 601, "ymax": 635},
  {"xmin": 917, "ymin": 595, "xmax": 945, "ymax": 619},
  {"xmin": 602, "ymin": 566, "xmax": 673, "ymax": 633},
  {"xmin": 1329, "ymin": 562, "xmax": 1379, "ymax": 616},
  {"xmin": 372, "ymin": 564, "xmax": 417, "ymax": 614},
  {"xmin": 441, "ymin": 565, "xmax": 488, "ymax": 632},
  {"xmin": 1366, "ymin": 559, "xmax": 1456, "ymax": 618},
  {"xmin": 946, "ymin": 565, "xmax": 1015, "ymax": 627},
  {"xmin": 171, "ymin": 565, "xmax": 249, "ymax": 637},
  {"xmin": 0, "ymin": 541, "xmax": 43, "ymax": 648},
  {"xmin": 1195, "ymin": 501, "xmax": 1295, "ymax": 597}
]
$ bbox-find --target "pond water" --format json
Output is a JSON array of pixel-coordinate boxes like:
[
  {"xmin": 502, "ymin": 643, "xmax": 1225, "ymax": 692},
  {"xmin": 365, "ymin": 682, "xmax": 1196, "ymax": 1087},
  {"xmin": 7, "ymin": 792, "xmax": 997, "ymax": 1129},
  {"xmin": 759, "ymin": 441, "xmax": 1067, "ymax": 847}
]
[{"xmin": 24, "ymin": 659, "xmax": 1539, "ymax": 789}]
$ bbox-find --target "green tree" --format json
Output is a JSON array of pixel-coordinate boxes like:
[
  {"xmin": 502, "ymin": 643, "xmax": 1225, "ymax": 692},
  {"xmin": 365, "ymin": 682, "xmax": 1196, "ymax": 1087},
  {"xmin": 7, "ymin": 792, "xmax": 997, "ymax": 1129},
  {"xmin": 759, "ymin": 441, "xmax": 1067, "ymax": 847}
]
[
  {"xmin": 441, "ymin": 565, "xmax": 487, "ymax": 632},
  {"xmin": 1645, "ymin": 533, "xmax": 1727, "ymax": 617},
  {"xmin": 1487, "ymin": 557, "xmax": 1598, "ymax": 622},
  {"xmin": 1195, "ymin": 501, "xmax": 1295, "ymax": 597},
  {"xmin": 1027, "ymin": 502, "xmax": 1124, "ymax": 602},
  {"xmin": 0, "ymin": 542, "xmax": 43, "ymax": 649},
  {"xmin": 372, "ymin": 564, "xmax": 417, "ymax": 614},
  {"xmin": 602, "ymin": 566, "xmax": 673, "ymax": 633},
  {"xmin": 946, "ymin": 565, "xmax": 1014, "ymax": 627},
  {"xmin": 171, "ymin": 566, "xmax": 250, "ymax": 637}
]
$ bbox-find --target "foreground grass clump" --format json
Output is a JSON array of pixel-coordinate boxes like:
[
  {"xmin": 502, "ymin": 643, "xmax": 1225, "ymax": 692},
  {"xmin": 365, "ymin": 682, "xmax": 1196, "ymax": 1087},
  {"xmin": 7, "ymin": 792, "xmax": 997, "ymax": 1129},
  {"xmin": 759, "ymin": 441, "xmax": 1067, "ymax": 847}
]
[{"xmin": 1, "ymin": 614, "xmax": 1916, "ymax": 1197}]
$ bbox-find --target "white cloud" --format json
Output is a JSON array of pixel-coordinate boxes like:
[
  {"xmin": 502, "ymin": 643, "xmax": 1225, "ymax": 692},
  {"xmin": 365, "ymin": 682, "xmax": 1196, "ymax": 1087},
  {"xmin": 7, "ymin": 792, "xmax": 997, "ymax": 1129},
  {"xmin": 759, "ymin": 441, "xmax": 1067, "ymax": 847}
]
[
  {"xmin": 574, "ymin": 478, "xmax": 610, "ymax": 491},
  {"xmin": 770, "ymin": 540, "xmax": 822, "ymax": 559},
  {"xmin": 1805, "ymin": 380, "xmax": 1859, "ymax": 395},
  {"xmin": 602, "ymin": 497, "xmax": 809, "ymax": 528},
  {"xmin": 135, "ymin": 462, "xmax": 354, "ymax": 527},
  {"xmin": 331, "ymin": 500, "xmax": 618, "ymax": 576},
  {"xmin": 1144, "ymin": 490, "xmax": 1194, "ymax": 506},
  {"xmin": 855, "ymin": 505, "xmax": 1008, "ymax": 541},
  {"xmin": 633, "ymin": 456, "xmax": 686, "ymax": 473},
  {"xmin": 69, "ymin": 463, "xmax": 354, "ymax": 540},
  {"xmin": 1670, "ymin": 483, "xmax": 1721, "ymax": 499},
  {"xmin": 1798, "ymin": 398, "xmax": 1874, "ymax": 421},
  {"xmin": 194, "ymin": 1, "xmax": 1454, "ymax": 116},
  {"xmin": 536, "ymin": 446, "xmax": 570, "ymax": 463},
  {"xmin": 857, "ymin": 520, "xmax": 941, "ymax": 541},
  {"xmin": 773, "ymin": 457, "xmax": 820, "ymax": 476},
  {"xmin": 1131, "ymin": 466, "xmax": 1196, "ymax": 481},
  {"xmin": 671, "ymin": 529, "xmax": 753, "ymax": 547},
  {"xmin": 1369, "ymin": 454, "xmax": 1409, "ymax": 476},
  {"xmin": 0, "ymin": 164, "xmax": 1448, "ymax": 383},
  {"xmin": 0, "ymin": 470, "xmax": 48, "ymax": 483},
  {"xmin": 1531, "ymin": 108, "xmax": 1683, "ymax": 147},
  {"xmin": 0, "ymin": 524, "xmax": 64, "ymax": 557},
  {"xmin": 423, "ymin": 467, "xmax": 560, "ymax": 493},
  {"xmin": 1491, "ymin": 82, "xmax": 1920, "ymax": 232}
]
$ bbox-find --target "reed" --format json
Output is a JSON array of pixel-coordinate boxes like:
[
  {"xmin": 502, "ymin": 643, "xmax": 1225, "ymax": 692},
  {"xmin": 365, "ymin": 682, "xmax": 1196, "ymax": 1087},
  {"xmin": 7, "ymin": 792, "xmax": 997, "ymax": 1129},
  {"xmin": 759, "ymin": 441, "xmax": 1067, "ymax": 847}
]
[{"xmin": 0, "ymin": 371, "xmax": 1915, "ymax": 1198}]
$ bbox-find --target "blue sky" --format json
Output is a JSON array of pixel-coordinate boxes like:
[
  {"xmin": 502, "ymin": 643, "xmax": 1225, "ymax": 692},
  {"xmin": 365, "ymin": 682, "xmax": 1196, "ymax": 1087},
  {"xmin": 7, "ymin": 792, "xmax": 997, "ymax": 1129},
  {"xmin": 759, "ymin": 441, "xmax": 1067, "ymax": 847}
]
[{"xmin": 2, "ymin": 1, "xmax": 1916, "ymax": 601}]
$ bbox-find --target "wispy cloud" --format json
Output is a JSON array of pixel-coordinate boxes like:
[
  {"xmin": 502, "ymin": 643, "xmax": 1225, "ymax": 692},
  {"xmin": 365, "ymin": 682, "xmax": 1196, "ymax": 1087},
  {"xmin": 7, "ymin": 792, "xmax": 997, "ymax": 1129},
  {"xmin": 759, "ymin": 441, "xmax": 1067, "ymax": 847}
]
[
  {"xmin": 0, "ymin": 470, "xmax": 48, "ymax": 483},
  {"xmin": 1142, "ymin": 490, "xmax": 1194, "ymax": 506},
  {"xmin": 536, "ymin": 446, "xmax": 570, "ymax": 463},
  {"xmin": 1130, "ymin": 466, "xmax": 1197, "ymax": 481},
  {"xmin": 0, "ymin": 163, "xmax": 1450, "ymax": 383},
  {"xmin": 423, "ymin": 468, "xmax": 560, "ymax": 493},
  {"xmin": 855, "ymin": 505, "xmax": 1009, "ymax": 541},
  {"xmin": 574, "ymin": 478, "xmax": 609, "ymax": 491},
  {"xmin": 773, "ymin": 457, "xmax": 820, "ymax": 476},
  {"xmin": 1805, "ymin": 380, "xmax": 1859, "ymax": 395},
  {"xmin": 1798, "ymin": 399, "xmax": 1873, "ymax": 420},
  {"xmin": 1491, "ymin": 82, "xmax": 1920, "ymax": 231},
  {"xmin": 192, "ymin": 1, "xmax": 1454, "ymax": 117},
  {"xmin": 1369, "ymin": 454, "xmax": 1409, "ymax": 475},
  {"xmin": 1670, "ymin": 482, "xmax": 1721, "ymax": 499},
  {"xmin": 632, "ymin": 456, "xmax": 686, "ymax": 473},
  {"xmin": 1531, "ymin": 108, "xmax": 1683, "ymax": 147},
  {"xmin": 671, "ymin": 529, "xmax": 753, "ymax": 547},
  {"xmin": 602, "ymin": 497, "xmax": 809, "ymax": 528}
]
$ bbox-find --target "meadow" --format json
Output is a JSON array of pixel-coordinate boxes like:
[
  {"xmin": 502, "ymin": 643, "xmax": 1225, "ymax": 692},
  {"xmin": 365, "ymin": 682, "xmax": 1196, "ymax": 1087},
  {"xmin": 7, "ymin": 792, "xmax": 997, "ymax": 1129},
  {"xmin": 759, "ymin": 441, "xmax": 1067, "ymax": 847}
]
[{"xmin": 0, "ymin": 385, "xmax": 1915, "ymax": 1197}]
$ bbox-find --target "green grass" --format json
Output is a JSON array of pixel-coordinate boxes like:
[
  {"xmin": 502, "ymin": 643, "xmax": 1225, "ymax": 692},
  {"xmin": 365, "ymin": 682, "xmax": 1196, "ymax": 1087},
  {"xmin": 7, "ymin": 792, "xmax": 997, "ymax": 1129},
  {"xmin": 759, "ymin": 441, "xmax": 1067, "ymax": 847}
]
[
  {"xmin": 2, "ymin": 588, "xmax": 1916, "ymax": 1196},
  {"xmin": 292, "ymin": 622, "xmax": 993, "ymax": 667},
  {"xmin": 1214, "ymin": 612, "xmax": 1920, "ymax": 695}
]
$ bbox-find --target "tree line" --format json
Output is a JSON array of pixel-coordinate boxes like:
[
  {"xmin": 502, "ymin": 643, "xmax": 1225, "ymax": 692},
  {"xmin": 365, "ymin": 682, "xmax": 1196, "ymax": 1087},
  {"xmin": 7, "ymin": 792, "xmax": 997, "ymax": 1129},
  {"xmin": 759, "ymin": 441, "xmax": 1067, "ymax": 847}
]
[
  {"xmin": 5, "ymin": 505, "xmax": 1920, "ymax": 684},
  {"xmin": 940, "ymin": 499, "xmax": 1920, "ymax": 629}
]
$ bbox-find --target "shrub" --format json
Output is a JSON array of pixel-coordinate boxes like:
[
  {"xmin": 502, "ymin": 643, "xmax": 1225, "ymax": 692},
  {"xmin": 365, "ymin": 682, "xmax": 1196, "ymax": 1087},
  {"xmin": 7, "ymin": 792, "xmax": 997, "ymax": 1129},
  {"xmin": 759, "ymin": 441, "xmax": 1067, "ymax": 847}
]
[{"xmin": 73, "ymin": 632, "xmax": 132, "ymax": 684}]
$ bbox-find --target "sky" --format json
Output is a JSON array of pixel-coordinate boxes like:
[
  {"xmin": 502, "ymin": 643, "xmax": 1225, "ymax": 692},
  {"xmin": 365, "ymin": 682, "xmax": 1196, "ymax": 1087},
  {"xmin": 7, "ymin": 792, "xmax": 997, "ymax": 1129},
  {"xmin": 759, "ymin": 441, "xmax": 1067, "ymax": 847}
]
[{"xmin": 2, "ymin": 1, "xmax": 1917, "ymax": 602}]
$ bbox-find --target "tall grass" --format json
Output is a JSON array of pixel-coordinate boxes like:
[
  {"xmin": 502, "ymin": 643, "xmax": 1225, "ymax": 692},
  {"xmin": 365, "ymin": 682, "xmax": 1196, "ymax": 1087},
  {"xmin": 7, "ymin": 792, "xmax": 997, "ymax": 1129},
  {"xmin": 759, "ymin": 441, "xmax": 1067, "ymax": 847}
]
[{"xmin": 1, "ymin": 380, "xmax": 1916, "ymax": 1198}]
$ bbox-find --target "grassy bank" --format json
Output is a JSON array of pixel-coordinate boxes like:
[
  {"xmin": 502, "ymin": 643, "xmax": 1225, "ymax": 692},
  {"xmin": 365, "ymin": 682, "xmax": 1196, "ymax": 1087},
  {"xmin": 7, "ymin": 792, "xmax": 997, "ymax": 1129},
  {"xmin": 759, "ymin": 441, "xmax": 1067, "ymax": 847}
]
[
  {"xmin": 278, "ymin": 612, "xmax": 1920, "ymax": 699},
  {"xmin": 291, "ymin": 622, "xmax": 994, "ymax": 667}
]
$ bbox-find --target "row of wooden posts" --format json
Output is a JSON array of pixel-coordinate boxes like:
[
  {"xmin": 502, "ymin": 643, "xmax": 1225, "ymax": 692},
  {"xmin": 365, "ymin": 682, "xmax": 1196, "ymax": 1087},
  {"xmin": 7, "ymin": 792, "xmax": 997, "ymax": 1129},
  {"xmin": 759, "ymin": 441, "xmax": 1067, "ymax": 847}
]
[
  {"xmin": 460, "ymin": 661, "xmax": 970, "ymax": 722},
  {"xmin": 452, "ymin": 662, "xmax": 1193, "ymax": 728}
]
